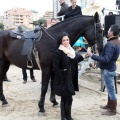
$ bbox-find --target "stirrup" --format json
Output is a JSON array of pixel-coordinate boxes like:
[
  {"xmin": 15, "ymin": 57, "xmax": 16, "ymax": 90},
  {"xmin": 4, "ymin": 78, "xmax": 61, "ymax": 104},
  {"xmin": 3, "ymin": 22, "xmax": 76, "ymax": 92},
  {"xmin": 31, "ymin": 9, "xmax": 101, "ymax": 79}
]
[{"xmin": 27, "ymin": 59, "xmax": 33, "ymax": 68}]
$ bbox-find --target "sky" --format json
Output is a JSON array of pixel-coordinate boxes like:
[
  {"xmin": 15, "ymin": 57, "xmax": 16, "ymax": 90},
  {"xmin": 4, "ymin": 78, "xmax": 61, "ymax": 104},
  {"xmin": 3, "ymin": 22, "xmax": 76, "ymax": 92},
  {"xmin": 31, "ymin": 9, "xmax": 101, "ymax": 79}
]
[
  {"xmin": 0, "ymin": 0, "xmax": 53, "ymax": 16},
  {"xmin": 101, "ymin": 0, "xmax": 118, "ymax": 14},
  {"xmin": 101, "ymin": 0, "xmax": 116, "ymax": 9},
  {"xmin": 0, "ymin": 0, "xmax": 118, "ymax": 16}
]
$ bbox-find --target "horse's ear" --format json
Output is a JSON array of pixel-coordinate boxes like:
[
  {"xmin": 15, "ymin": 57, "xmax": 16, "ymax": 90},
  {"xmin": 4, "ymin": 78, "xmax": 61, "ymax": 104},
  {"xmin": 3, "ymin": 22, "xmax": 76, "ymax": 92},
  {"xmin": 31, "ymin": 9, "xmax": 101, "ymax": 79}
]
[{"xmin": 94, "ymin": 12, "xmax": 100, "ymax": 23}]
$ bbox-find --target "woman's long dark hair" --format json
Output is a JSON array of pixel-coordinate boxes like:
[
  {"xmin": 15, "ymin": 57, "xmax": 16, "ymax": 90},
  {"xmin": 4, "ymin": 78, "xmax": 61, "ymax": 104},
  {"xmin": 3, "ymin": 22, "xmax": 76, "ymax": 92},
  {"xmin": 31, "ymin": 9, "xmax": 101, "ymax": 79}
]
[{"xmin": 57, "ymin": 32, "xmax": 69, "ymax": 47}]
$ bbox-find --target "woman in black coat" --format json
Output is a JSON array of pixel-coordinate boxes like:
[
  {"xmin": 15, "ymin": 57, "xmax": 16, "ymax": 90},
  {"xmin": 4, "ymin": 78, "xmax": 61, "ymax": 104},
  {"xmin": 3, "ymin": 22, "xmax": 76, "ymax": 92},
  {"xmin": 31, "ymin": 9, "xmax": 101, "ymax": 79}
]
[
  {"xmin": 53, "ymin": 32, "xmax": 84, "ymax": 120},
  {"xmin": 64, "ymin": 0, "xmax": 82, "ymax": 19}
]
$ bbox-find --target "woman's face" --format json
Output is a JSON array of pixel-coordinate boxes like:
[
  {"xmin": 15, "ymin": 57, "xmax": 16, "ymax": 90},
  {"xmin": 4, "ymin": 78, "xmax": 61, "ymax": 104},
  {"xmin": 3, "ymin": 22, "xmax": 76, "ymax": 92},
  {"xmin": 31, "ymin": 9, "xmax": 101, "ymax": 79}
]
[
  {"xmin": 71, "ymin": 0, "xmax": 77, "ymax": 8},
  {"xmin": 61, "ymin": 36, "xmax": 70, "ymax": 47}
]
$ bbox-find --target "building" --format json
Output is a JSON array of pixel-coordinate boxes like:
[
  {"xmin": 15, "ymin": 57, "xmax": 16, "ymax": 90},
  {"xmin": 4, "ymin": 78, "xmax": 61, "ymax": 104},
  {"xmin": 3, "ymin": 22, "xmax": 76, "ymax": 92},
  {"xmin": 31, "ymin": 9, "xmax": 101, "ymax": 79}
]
[
  {"xmin": 42, "ymin": 11, "xmax": 54, "ymax": 27},
  {"xmin": 32, "ymin": 10, "xmax": 39, "ymax": 21},
  {"xmin": 53, "ymin": 0, "xmax": 60, "ymax": 18},
  {"xmin": 4, "ymin": 8, "xmax": 38, "ymax": 30},
  {"xmin": 43, "ymin": 11, "xmax": 53, "ymax": 20},
  {"xmin": 0, "ymin": 15, "xmax": 5, "ymax": 24}
]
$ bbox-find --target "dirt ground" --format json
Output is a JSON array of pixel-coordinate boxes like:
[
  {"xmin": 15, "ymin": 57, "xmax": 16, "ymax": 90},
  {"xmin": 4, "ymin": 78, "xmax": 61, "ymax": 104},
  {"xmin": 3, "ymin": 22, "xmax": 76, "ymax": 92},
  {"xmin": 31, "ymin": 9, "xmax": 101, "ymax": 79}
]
[{"xmin": 0, "ymin": 64, "xmax": 120, "ymax": 120}]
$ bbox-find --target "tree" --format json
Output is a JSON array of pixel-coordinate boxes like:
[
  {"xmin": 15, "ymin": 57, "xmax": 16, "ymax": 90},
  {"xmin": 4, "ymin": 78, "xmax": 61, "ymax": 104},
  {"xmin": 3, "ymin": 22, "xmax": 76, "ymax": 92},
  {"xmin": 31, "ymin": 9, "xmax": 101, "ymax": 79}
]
[
  {"xmin": 0, "ymin": 23, "xmax": 4, "ymax": 30},
  {"xmin": 33, "ymin": 18, "xmax": 47, "ymax": 28},
  {"xmin": 33, "ymin": 21, "xmax": 38, "ymax": 26},
  {"xmin": 38, "ymin": 18, "xmax": 47, "ymax": 27}
]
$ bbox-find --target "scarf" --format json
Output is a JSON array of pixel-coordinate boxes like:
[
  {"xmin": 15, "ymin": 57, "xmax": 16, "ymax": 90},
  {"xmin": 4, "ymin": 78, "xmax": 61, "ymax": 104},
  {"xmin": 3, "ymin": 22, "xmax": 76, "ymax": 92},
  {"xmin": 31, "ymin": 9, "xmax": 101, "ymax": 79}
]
[{"xmin": 58, "ymin": 44, "xmax": 75, "ymax": 59}]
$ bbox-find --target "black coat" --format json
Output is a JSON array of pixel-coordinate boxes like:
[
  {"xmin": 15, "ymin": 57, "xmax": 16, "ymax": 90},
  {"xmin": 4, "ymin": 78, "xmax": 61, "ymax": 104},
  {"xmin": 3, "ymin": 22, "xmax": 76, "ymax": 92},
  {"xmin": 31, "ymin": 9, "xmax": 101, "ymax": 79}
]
[
  {"xmin": 53, "ymin": 49, "xmax": 82, "ymax": 97},
  {"xmin": 64, "ymin": 5, "xmax": 82, "ymax": 19}
]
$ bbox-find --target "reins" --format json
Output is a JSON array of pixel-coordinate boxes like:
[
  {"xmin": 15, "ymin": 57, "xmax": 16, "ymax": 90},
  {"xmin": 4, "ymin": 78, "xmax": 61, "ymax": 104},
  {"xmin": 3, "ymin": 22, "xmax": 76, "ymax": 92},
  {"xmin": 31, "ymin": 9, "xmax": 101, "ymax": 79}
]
[
  {"xmin": 87, "ymin": 23, "xmax": 100, "ymax": 54},
  {"xmin": 41, "ymin": 26, "xmax": 56, "ymax": 42}
]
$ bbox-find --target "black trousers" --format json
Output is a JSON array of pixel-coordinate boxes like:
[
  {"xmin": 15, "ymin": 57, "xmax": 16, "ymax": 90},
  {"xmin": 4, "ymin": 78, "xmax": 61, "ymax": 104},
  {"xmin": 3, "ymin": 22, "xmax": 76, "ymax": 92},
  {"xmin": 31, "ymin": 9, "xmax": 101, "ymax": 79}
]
[
  {"xmin": 22, "ymin": 69, "xmax": 35, "ymax": 81},
  {"xmin": 61, "ymin": 96, "xmax": 73, "ymax": 105}
]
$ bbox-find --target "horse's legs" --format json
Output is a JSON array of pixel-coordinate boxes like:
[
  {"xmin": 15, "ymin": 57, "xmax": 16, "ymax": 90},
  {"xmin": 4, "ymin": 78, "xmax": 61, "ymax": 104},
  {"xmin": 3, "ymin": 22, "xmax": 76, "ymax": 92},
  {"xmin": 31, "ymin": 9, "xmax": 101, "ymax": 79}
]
[
  {"xmin": 0, "ymin": 60, "xmax": 10, "ymax": 106},
  {"xmin": 38, "ymin": 67, "xmax": 51, "ymax": 113},
  {"xmin": 0, "ymin": 82, "xmax": 8, "ymax": 106},
  {"xmin": 50, "ymin": 71, "xmax": 58, "ymax": 106}
]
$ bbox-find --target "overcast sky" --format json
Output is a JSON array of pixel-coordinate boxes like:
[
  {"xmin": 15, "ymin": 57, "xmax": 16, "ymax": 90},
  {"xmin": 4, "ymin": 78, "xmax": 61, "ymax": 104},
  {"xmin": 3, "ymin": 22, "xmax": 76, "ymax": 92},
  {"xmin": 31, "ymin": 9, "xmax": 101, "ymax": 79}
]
[
  {"xmin": 101, "ymin": 0, "xmax": 116, "ymax": 9},
  {"xmin": 0, "ymin": 0, "xmax": 118, "ymax": 16},
  {"xmin": 0, "ymin": 0, "xmax": 53, "ymax": 16}
]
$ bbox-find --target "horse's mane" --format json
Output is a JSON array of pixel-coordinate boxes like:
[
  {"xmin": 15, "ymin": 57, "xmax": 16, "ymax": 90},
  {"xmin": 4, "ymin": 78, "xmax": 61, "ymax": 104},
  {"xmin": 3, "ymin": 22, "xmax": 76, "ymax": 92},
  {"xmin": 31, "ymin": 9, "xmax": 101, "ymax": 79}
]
[{"xmin": 49, "ymin": 15, "xmax": 94, "ymax": 28}]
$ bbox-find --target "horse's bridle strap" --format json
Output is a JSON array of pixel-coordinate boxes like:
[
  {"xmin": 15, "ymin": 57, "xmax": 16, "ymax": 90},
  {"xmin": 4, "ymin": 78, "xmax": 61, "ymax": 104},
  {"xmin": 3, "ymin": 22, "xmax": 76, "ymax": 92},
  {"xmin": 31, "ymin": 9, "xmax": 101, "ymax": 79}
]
[{"xmin": 41, "ymin": 27, "xmax": 56, "ymax": 41}]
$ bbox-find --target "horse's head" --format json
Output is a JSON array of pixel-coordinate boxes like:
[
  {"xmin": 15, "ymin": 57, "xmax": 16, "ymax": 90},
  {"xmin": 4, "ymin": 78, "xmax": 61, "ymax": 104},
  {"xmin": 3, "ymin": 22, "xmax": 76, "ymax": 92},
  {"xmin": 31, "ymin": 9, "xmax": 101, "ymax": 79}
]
[
  {"xmin": 47, "ymin": 14, "xmax": 103, "ymax": 53},
  {"xmin": 84, "ymin": 12, "xmax": 103, "ymax": 54}
]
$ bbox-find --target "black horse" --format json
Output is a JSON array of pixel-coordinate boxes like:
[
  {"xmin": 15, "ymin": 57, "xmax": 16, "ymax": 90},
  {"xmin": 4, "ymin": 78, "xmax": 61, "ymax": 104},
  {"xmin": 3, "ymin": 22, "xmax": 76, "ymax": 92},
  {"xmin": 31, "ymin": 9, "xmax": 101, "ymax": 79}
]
[{"xmin": 0, "ymin": 13, "xmax": 103, "ymax": 114}]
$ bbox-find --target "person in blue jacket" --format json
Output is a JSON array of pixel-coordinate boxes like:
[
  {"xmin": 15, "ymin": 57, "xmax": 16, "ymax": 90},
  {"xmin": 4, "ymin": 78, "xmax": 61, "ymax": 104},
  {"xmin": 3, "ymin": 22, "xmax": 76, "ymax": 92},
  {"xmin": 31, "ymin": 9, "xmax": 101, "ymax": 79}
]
[
  {"xmin": 88, "ymin": 24, "xmax": 120, "ymax": 115},
  {"xmin": 73, "ymin": 36, "xmax": 87, "ymax": 53}
]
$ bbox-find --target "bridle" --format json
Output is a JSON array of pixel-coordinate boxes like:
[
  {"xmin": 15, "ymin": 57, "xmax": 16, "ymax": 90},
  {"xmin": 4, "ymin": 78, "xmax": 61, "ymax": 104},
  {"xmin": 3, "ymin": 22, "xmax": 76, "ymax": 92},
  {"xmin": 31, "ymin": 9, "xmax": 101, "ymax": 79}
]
[
  {"xmin": 87, "ymin": 23, "xmax": 97, "ymax": 43},
  {"xmin": 41, "ymin": 26, "xmax": 56, "ymax": 42},
  {"xmin": 87, "ymin": 23, "xmax": 101, "ymax": 54}
]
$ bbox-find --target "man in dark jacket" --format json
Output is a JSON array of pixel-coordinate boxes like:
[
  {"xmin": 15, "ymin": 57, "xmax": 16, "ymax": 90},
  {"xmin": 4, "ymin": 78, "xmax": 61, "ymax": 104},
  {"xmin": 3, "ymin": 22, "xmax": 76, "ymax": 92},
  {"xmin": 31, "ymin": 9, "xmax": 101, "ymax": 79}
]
[
  {"xmin": 57, "ymin": 0, "xmax": 68, "ymax": 16},
  {"xmin": 88, "ymin": 24, "xmax": 120, "ymax": 115}
]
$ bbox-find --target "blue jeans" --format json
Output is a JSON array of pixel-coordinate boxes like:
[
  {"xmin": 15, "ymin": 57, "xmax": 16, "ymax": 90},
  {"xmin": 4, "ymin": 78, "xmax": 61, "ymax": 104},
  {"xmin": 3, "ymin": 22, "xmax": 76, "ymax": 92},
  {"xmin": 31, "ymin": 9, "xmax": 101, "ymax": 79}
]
[{"xmin": 101, "ymin": 69, "xmax": 116, "ymax": 100}]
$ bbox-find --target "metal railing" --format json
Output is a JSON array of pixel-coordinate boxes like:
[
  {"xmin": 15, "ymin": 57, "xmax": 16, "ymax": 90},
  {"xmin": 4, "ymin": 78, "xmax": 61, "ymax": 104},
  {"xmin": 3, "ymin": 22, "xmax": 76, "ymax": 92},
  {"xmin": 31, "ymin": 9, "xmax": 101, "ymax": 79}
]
[{"xmin": 55, "ymin": 15, "xmax": 65, "ymax": 21}]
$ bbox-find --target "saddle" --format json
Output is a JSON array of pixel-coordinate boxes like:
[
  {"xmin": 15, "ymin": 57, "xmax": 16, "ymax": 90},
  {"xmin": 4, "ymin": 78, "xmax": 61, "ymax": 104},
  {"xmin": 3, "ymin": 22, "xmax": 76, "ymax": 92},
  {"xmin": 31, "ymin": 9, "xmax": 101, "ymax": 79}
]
[
  {"xmin": 10, "ymin": 26, "xmax": 42, "ymax": 68},
  {"xmin": 10, "ymin": 25, "xmax": 41, "ymax": 39}
]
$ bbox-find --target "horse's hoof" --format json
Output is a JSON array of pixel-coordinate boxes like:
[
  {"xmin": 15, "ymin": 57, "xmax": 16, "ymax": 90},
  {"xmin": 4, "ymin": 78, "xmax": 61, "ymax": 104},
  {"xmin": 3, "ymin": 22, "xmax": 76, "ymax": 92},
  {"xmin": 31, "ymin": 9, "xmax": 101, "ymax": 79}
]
[
  {"xmin": 2, "ymin": 104, "xmax": 8, "ymax": 107},
  {"xmin": 49, "ymin": 98, "xmax": 59, "ymax": 107},
  {"xmin": 2, "ymin": 100, "xmax": 8, "ymax": 107},
  {"xmin": 38, "ymin": 111, "xmax": 46, "ymax": 116},
  {"xmin": 53, "ymin": 104, "xmax": 59, "ymax": 108},
  {"xmin": 39, "ymin": 107, "xmax": 45, "ymax": 112}
]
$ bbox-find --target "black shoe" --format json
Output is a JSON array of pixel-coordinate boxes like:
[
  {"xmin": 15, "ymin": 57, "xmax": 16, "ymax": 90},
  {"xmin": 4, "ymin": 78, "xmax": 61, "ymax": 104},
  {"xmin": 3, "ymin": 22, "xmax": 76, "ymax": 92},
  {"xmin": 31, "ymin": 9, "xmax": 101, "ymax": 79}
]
[
  {"xmin": 31, "ymin": 78, "xmax": 37, "ymax": 82},
  {"xmin": 23, "ymin": 80, "xmax": 27, "ymax": 84}
]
